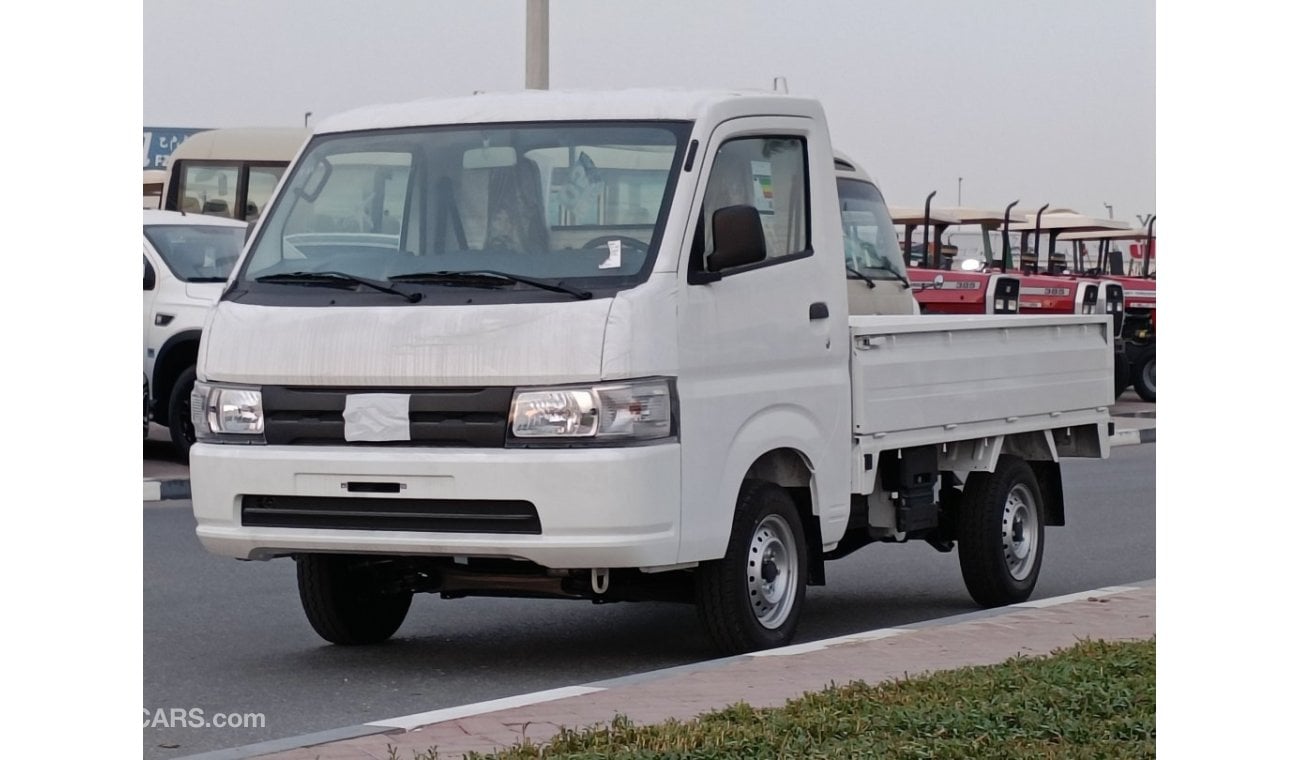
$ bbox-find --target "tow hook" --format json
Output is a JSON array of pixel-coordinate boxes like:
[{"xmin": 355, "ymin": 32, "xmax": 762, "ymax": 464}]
[{"xmin": 591, "ymin": 567, "xmax": 610, "ymax": 594}]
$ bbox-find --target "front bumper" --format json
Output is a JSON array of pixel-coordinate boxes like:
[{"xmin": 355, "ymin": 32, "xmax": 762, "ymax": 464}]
[{"xmin": 190, "ymin": 442, "xmax": 682, "ymax": 568}]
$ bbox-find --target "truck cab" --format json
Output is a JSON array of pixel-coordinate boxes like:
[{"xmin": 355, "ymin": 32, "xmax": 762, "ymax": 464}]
[
  {"xmin": 190, "ymin": 90, "xmax": 1114, "ymax": 654},
  {"xmin": 831, "ymin": 153, "xmax": 917, "ymax": 315}
]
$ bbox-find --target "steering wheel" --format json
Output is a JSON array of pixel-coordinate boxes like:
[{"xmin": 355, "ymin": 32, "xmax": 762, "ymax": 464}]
[{"xmin": 582, "ymin": 235, "xmax": 650, "ymax": 256}]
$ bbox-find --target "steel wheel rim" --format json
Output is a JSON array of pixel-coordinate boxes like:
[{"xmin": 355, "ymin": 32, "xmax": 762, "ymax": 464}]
[
  {"xmin": 1001, "ymin": 484, "xmax": 1040, "ymax": 581},
  {"xmin": 1143, "ymin": 358, "xmax": 1156, "ymax": 392},
  {"xmin": 747, "ymin": 514, "xmax": 798, "ymax": 629}
]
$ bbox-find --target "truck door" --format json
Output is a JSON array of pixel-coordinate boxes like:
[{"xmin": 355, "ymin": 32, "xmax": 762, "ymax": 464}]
[{"xmin": 675, "ymin": 117, "xmax": 851, "ymax": 562}]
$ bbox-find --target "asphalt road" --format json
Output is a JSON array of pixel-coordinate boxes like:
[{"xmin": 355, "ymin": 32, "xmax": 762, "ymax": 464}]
[{"xmin": 143, "ymin": 443, "xmax": 1155, "ymax": 758}]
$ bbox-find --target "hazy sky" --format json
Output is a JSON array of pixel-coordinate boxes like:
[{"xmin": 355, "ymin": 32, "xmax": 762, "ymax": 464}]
[{"xmin": 143, "ymin": 0, "xmax": 1154, "ymax": 223}]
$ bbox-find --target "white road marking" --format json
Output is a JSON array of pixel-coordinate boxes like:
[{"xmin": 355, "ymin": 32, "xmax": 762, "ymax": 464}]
[
  {"xmin": 366, "ymin": 686, "xmax": 606, "ymax": 730},
  {"xmin": 1013, "ymin": 585, "xmax": 1139, "ymax": 608}
]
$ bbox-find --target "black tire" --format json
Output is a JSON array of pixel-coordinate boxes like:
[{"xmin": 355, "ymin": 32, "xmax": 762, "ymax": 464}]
[
  {"xmin": 957, "ymin": 457, "xmax": 1045, "ymax": 607},
  {"xmin": 695, "ymin": 480, "xmax": 807, "ymax": 655},
  {"xmin": 1131, "ymin": 345, "xmax": 1156, "ymax": 402},
  {"xmin": 167, "ymin": 366, "xmax": 197, "ymax": 459},
  {"xmin": 296, "ymin": 554, "xmax": 413, "ymax": 645},
  {"xmin": 1113, "ymin": 351, "xmax": 1131, "ymax": 399}
]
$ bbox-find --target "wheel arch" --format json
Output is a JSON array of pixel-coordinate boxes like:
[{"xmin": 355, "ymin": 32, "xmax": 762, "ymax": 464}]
[
  {"xmin": 743, "ymin": 448, "xmax": 826, "ymax": 586},
  {"xmin": 151, "ymin": 330, "xmax": 201, "ymax": 425}
]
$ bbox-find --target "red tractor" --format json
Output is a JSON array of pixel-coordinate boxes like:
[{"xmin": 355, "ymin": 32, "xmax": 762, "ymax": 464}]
[
  {"xmin": 901, "ymin": 198, "xmax": 1132, "ymax": 397},
  {"xmin": 1005, "ymin": 206, "xmax": 1132, "ymax": 395},
  {"xmin": 890, "ymin": 192, "xmax": 1020, "ymax": 315},
  {"xmin": 1059, "ymin": 218, "xmax": 1156, "ymax": 401}
]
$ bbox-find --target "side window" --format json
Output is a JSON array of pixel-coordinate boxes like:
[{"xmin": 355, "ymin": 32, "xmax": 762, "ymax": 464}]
[
  {"xmin": 246, "ymin": 165, "xmax": 286, "ymax": 223},
  {"xmin": 691, "ymin": 136, "xmax": 808, "ymax": 273},
  {"xmin": 181, "ymin": 163, "xmax": 239, "ymax": 217}
]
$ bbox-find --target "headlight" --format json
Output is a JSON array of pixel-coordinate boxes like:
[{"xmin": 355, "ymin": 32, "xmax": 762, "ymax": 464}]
[
  {"xmin": 509, "ymin": 378, "xmax": 673, "ymax": 443},
  {"xmin": 192, "ymin": 381, "xmax": 265, "ymax": 443}
]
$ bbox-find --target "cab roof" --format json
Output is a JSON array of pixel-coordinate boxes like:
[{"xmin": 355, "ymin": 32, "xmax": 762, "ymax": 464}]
[
  {"xmin": 165, "ymin": 127, "xmax": 309, "ymax": 164},
  {"xmin": 831, "ymin": 151, "xmax": 879, "ymax": 185},
  {"xmin": 316, "ymin": 89, "xmax": 825, "ymax": 133}
]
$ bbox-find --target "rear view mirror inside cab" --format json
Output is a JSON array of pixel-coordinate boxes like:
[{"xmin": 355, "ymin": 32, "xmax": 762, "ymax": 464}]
[{"xmin": 463, "ymin": 147, "xmax": 518, "ymax": 169}]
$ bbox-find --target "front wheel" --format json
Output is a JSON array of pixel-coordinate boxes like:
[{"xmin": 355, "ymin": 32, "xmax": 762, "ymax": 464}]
[
  {"xmin": 958, "ymin": 457, "xmax": 1045, "ymax": 607},
  {"xmin": 167, "ymin": 366, "xmax": 197, "ymax": 459},
  {"xmin": 296, "ymin": 555, "xmax": 413, "ymax": 645},
  {"xmin": 695, "ymin": 480, "xmax": 807, "ymax": 655}
]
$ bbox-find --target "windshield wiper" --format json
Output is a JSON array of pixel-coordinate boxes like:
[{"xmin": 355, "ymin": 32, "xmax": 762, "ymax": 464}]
[
  {"xmin": 390, "ymin": 270, "xmax": 592, "ymax": 300},
  {"xmin": 254, "ymin": 271, "xmax": 422, "ymax": 302},
  {"xmin": 872, "ymin": 259, "xmax": 911, "ymax": 289},
  {"xmin": 845, "ymin": 265, "xmax": 876, "ymax": 288}
]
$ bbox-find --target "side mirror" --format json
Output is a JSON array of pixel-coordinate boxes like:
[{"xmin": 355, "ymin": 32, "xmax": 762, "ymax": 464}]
[
  {"xmin": 706, "ymin": 205, "xmax": 766, "ymax": 272},
  {"xmin": 144, "ymin": 257, "xmax": 156, "ymax": 290}
]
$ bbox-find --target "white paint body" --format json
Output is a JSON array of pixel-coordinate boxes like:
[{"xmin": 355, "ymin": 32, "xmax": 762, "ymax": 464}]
[
  {"xmin": 190, "ymin": 90, "xmax": 1112, "ymax": 569},
  {"xmin": 142, "ymin": 209, "xmax": 247, "ymax": 418}
]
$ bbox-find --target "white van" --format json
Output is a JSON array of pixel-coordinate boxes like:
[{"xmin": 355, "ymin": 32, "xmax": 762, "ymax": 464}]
[
  {"xmin": 143, "ymin": 209, "xmax": 247, "ymax": 456},
  {"xmin": 161, "ymin": 127, "xmax": 308, "ymax": 223}
]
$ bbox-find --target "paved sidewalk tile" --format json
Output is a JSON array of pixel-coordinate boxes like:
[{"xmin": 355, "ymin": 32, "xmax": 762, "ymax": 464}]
[{"xmin": 256, "ymin": 586, "xmax": 1155, "ymax": 760}]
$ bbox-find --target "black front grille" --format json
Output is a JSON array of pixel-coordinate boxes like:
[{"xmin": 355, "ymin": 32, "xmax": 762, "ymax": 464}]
[
  {"xmin": 241, "ymin": 495, "xmax": 541, "ymax": 533},
  {"xmin": 261, "ymin": 386, "xmax": 513, "ymax": 446},
  {"xmin": 993, "ymin": 277, "xmax": 1019, "ymax": 314}
]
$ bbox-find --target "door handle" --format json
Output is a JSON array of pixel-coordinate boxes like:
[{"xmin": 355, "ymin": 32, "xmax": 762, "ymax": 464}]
[{"xmin": 809, "ymin": 302, "xmax": 829, "ymax": 320}]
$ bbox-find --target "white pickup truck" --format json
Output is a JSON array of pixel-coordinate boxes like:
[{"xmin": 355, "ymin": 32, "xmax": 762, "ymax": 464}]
[{"xmin": 190, "ymin": 89, "xmax": 1114, "ymax": 654}]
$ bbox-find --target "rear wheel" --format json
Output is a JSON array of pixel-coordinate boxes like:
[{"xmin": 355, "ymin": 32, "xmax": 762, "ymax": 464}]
[
  {"xmin": 296, "ymin": 555, "xmax": 413, "ymax": 645},
  {"xmin": 696, "ymin": 480, "xmax": 807, "ymax": 655},
  {"xmin": 167, "ymin": 366, "xmax": 197, "ymax": 459},
  {"xmin": 1131, "ymin": 345, "xmax": 1156, "ymax": 402},
  {"xmin": 1113, "ymin": 350, "xmax": 1131, "ymax": 399},
  {"xmin": 958, "ymin": 457, "xmax": 1045, "ymax": 607}
]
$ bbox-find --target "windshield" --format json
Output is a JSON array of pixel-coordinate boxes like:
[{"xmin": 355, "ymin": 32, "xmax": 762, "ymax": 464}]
[
  {"xmin": 836, "ymin": 178, "xmax": 908, "ymax": 276},
  {"xmin": 235, "ymin": 121, "xmax": 691, "ymax": 304},
  {"xmin": 143, "ymin": 224, "xmax": 246, "ymax": 282}
]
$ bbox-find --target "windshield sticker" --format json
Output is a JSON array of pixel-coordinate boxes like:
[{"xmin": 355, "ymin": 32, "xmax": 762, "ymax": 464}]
[
  {"xmin": 750, "ymin": 161, "xmax": 775, "ymax": 214},
  {"xmin": 598, "ymin": 239, "xmax": 622, "ymax": 269}
]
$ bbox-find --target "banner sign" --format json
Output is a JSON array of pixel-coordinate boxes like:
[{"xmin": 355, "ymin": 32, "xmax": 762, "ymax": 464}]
[{"xmin": 143, "ymin": 127, "xmax": 208, "ymax": 170}]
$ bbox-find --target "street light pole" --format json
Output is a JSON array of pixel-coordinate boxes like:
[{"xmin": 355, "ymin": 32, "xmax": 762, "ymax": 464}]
[
  {"xmin": 303, "ymin": 111, "xmax": 312, "ymax": 128},
  {"xmin": 1104, "ymin": 202, "xmax": 1113, "ymax": 219},
  {"xmin": 958, "ymin": 177, "xmax": 963, "ymax": 206},
  {"xmin": 525, "ymin": 0, "xmax": 549, "ymax": 90}
]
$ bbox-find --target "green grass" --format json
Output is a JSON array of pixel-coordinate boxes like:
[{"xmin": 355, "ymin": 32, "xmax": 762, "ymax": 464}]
[{"xmin": 394, "ymin": 637, "xmax": 1154, "ymax": 760}]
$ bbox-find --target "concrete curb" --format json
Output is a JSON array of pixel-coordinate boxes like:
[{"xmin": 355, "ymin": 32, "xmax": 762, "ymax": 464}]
[
  {"xmin": 176, "ymin": 580, "xmax": 1155, "ymax": 760},
  {"xmin": 144, "ymin": 479, "xmax": 191, "ymax": 502}
]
